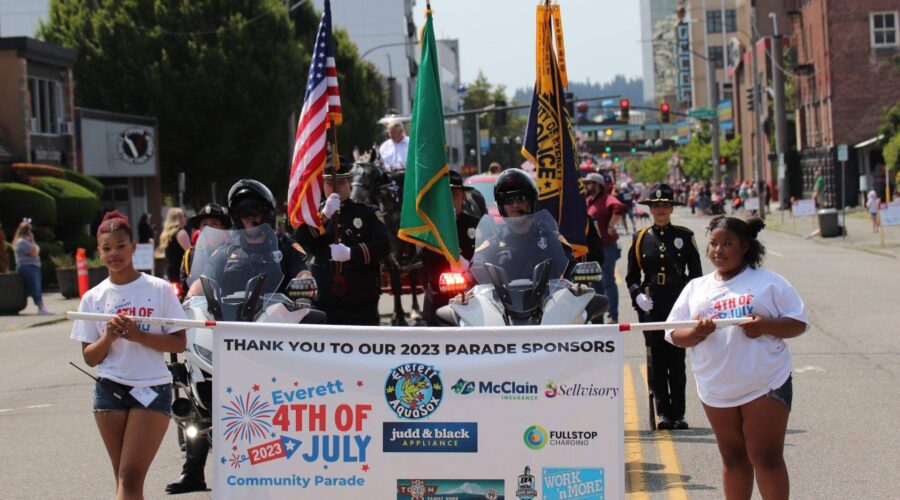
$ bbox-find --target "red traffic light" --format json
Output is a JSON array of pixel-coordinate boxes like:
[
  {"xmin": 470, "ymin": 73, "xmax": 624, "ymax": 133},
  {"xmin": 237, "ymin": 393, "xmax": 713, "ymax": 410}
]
[
  {"xmin": 660, "ymin": 103, "xmax": 670, "ymax": 112},
  {"xmin": 619, "ymin": 98, "xmax": 630, "ymax": 109},
  {"xmin": 619, "ymin": 98, "xmax": 630, "ymax": 121},
  {"xmin": 659, "ymin": 102, "xmax": 671, "ymax": 123},
  {"xmin": 718, "ymin": 156, "xmax": 728, "ymax": 165}
]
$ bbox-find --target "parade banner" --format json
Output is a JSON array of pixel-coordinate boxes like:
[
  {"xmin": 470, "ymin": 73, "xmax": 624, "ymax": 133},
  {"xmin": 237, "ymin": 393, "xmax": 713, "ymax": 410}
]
[{"xmin": 212, "ymin": 324, "xmax": 625, "ymax": 499}]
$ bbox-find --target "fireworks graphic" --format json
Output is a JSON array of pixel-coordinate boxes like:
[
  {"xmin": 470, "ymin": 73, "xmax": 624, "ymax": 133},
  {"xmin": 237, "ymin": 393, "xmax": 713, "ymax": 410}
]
[
  {"xmin": 228, "ymin": 453, "xmax": 249, "ymax": 469},
  {"xmin": 222, "ymin": 391, "xmax": 275, "ymax": 444}
]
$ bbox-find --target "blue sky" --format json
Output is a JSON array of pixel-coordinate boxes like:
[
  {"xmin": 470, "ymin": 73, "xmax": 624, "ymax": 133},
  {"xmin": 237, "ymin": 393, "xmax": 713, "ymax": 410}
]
[{"xmin": 412, "ymin": 0, "xmax": 643, "ymax": 91}]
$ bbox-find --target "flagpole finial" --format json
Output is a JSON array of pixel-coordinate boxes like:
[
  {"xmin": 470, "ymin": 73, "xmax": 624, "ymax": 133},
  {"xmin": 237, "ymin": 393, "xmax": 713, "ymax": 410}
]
[{"xmin": 426, "ymin": 1, "xmax": 432, "ymax": 12}]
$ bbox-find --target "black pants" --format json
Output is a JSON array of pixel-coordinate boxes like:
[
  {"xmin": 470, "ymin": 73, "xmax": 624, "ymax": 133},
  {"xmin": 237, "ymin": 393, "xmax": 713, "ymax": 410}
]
[
  {"xmin": 322, "ymin": 303, "xmax": 380, "ymax": 326},
  {"xmin": 643, "ymin": 330, "xmax": 686, "ymax": 419},
  {"xmin": 422, "ymin": 285, "xmax": 449, "ymax": 326},
  {"xmin": 182, "ymin": 436, "xmax": 209, "ymax": 479}
]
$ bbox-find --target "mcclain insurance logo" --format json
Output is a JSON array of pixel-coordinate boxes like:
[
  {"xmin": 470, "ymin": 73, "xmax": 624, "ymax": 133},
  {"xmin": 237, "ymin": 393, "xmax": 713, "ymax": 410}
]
[{"xmin": 452, "ymin": 377, "xmax": 539, "ymax": 400}]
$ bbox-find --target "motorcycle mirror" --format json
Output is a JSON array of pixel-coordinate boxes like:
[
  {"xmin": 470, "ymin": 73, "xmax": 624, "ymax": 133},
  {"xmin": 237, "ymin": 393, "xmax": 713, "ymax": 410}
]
[
  {"xmin": 438, "ymin": 272, "xmax": 468, "ymax": 295},
  {"xmin": 199, "ymin": 276, "xmax": 223, "ymax": 320},
  {"xmin": 240, "ymin": 274, "xmax": 268, "ymax": 322},
  {"xmin": 484, "ymin": 263, "xmax": 512, "ymax": 305},
  {"xmin": 571, "ymin": 261, "xmax": 602, "ymax": 285},
  {"xmin": 286, "ymin": 277, "xmax": 318, "ymax": 300}
]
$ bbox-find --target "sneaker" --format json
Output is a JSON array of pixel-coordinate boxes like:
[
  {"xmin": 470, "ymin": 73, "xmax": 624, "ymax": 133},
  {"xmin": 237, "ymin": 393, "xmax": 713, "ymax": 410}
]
[{"xmin": 37, "ymin": 308, "xmax": 53, "ymax": 316}]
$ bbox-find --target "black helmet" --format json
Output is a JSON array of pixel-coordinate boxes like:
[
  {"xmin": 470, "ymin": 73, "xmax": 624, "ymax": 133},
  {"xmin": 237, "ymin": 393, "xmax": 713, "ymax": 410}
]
[
  {"xmin": 188, "ymin": 203, "xmax": 232, "ymax": 229},
  {"xmin": 227, "ymin": 179, "xmax": 276, "ymax": 229},
  {"xmin": 494, "ymin": 168, "xmax": 537, "ymax": 217}
]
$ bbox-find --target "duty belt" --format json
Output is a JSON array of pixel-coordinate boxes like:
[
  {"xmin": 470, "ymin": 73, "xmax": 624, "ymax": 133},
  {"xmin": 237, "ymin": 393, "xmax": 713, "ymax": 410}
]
[{"xmin": 649, "ymin": 273, "xmax": 685, "ymax": 286}]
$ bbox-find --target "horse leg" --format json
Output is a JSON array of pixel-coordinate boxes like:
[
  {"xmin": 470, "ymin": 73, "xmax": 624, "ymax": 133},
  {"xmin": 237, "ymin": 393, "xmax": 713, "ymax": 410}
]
[{"xmin": 389, "ymin": 257, "xmax": 408, "ymax": 327}]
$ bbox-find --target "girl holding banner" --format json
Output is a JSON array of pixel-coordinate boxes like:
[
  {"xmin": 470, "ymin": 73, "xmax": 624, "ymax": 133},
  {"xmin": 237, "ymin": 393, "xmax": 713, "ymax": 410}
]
[
  {"xmin": 70, "ymin": 211, "xmax": 187, "ymax": 499},
  {"xmin": 666, "ymin": 216, "xmax": 808, "ymax": 499}
]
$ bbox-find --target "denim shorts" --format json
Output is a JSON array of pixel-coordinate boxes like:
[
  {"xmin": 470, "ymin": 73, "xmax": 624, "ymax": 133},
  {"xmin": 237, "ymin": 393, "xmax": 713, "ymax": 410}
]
[
  {"xmin": 765, "ymin": 375, "xmax": 793, "ymax": 410},
  {"xmin": 93, "ymin": 380, "xmax": 173, "ymax": 417}
]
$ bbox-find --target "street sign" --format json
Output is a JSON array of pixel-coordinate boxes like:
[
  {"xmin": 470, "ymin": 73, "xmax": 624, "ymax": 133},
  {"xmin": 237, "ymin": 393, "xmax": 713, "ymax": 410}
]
[
  {"xmin": 837, "ymin": 144, "xmax": 848, "ymax": 162},
  {"xmin": 689, "ymin": 108, "xmax": 717, "ymax": 119}
]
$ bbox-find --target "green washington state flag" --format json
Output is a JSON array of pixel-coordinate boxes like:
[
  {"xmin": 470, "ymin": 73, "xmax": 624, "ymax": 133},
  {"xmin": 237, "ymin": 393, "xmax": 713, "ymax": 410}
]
[{"xmin": 398, "ymin": 7, "xmax": 460, "ymax": 266}]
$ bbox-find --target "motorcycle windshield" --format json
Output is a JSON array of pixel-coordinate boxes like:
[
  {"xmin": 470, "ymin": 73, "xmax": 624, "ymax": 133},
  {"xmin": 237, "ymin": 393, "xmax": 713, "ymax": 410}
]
[
  {"xmin": 188, "ymin": 224, "xmax": 285, "ymax": 301},
  {"xmin": 470, "ymin": 209, "xmax": 569, "ymax": 286}
]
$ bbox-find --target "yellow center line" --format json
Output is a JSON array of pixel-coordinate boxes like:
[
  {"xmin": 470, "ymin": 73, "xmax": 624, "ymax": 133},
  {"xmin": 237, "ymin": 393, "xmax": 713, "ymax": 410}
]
[
  {"xmin": 623, "ymin": 363, "xmax": 648, "ymax": 500},
  {"xmin": 640, "ymin": 363, "xmax": 689, "ymax": 500}
]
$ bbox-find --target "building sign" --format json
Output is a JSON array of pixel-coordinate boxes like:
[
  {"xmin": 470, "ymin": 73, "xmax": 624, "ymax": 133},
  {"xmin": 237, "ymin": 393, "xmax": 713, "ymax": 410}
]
[
  {"xmin": 79, "ymin": 116, "xmax": 158, "ymax": 177},
  {"xmin": 718, "ymin": 99, "xmax": 734, "ymax": 131}
]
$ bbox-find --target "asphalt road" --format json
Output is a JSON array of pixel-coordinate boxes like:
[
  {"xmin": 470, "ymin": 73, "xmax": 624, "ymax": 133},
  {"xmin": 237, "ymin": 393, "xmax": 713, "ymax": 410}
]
[{"xmin": 0, "ymin": 207, "xmax": 896, "ymax": 499}]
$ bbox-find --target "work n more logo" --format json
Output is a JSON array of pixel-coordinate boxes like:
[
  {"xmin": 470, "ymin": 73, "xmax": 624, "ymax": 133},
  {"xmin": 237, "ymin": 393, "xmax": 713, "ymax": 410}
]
[
  {"xmin": 452, "ymin": 378, "xmax": 538, "ymax": 400},
  {"xmin": 544, "ymin": 380, "xmax": 619, "ymax": 400}
]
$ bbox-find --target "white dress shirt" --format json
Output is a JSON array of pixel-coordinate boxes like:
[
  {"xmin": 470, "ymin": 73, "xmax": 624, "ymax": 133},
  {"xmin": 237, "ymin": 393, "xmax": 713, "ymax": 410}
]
[{"xmin": 379, "ymin": 136, "xmax": 409, "ymax": 171}]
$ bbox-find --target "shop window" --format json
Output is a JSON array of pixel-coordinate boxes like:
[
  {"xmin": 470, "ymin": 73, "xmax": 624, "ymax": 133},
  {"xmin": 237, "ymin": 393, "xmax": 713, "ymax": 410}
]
[
  {"xmin": 28, "ymin": 77, "xmax": 65, "ymax": 135},
  {"xmin": 707, "ymin": 10, "xmax": 737, "ymax": 34},
  {"xmin": 871, "ymin": 12, "xmax": 898, "ymax": 48},
  {"xmin": 708, "ymin": 47, "xmax": 725, "ymax": 69}
]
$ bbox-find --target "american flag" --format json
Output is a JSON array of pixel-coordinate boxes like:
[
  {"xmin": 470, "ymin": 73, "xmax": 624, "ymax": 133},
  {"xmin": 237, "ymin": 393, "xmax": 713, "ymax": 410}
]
[{"xmin": 288, "ymin": 0, "xmax": 342, "ymax": 229}]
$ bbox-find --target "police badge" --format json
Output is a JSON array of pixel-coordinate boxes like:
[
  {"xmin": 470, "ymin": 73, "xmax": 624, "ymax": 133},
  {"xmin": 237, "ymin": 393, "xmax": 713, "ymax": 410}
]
[{"xmin": 674, "ymin": 237, "xmax": 684, "ymax": 249}]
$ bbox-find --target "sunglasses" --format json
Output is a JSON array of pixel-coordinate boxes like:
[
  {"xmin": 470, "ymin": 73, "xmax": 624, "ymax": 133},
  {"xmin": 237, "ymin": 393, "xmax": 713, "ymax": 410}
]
[{"xmin": 501, "ymin": 194, "xmax": 531, "ymax": 205}]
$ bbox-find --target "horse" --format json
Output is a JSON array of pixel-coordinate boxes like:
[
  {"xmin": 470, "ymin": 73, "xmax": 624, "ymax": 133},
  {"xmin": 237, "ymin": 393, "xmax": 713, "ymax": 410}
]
[{"xmin": 350, "ymin": 161, "xmax": 424, "ymax": 326}]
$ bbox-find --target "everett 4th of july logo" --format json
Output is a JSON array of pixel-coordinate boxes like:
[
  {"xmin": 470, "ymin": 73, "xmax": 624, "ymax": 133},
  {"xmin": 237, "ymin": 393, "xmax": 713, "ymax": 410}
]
[{"xmin": 385, "ymin": 363, "xmax": 443, "ymax": 420}]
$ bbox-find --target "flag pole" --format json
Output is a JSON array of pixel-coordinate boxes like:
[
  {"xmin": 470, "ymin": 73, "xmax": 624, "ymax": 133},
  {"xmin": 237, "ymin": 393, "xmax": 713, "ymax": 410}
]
[{"xmin": 329, "ymin": 120, "xmax": 346, "ymax": 296}]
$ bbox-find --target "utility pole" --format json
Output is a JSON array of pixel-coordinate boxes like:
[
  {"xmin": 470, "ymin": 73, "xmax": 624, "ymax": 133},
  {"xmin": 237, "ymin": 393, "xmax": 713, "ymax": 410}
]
[
  {"xmin": 770, "ymin": 13, "xmax": 789, "ymax": 220},
  {"xmin": 474, "ymin": 112, "xmax": 482, "ymax": 173},
  {"xmin": 709, "ymin": 57, "xmax": 721, "ymax": 185},
  {"xmin": 750, "ymin": 1, "xmax": 766, "ymax": 219}
]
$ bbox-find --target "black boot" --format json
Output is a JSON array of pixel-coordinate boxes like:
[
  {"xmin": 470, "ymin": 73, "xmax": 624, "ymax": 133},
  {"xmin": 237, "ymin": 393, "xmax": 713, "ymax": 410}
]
[
  {"xmin": 166, "ymin": 437, "xmax": 209, "ymax": 494},
  {"xmin": 165, "ymin": 474, "xmax": 207, "ymax": 494}
]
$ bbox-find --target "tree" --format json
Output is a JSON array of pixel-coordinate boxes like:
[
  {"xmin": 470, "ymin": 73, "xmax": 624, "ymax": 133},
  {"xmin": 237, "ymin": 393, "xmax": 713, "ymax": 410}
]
[
  {"xmin": 634, "ymin": 150, "xmax": 673, "ymax": 184},
  {"xmin": 461, "ymin": 72, "xmax": 527, "ymax": 169},
  {"xmin": 41, "ymin": 0, "xmax": 385, "ymax": 205}
]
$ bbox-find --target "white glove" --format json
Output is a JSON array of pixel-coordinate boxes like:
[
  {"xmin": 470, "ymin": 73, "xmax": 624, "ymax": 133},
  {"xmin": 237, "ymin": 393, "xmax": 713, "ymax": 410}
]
[
  {"xmin": 636, "ymin": 293, "xmax": 654, "ymax": 312},
  {"xmin": 322, "ymin": 193, "xmax": 342, "ymax": 219},
  {"xmin": 329, "ymin": 243, "xmax": 351, "ymax": 262}
]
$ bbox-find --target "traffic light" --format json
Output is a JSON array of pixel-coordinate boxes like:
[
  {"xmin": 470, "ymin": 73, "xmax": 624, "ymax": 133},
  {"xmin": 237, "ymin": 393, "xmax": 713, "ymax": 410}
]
[
  {"xmin": 604, "ymin": 145, "xmax": 611, "ymax": 153},
  {"xmin": 719, "ymin": 156, "xmax": 727, "ymax": 165},
  {"xmin": 746, "ymin": 86, "xmax": 754, "ymax": 112},
  {"xmin": 630, "ymin": 142, "xmax": 637, "ymax": 153},
  {"xmin": 613, "ymin": 155, "xmax": 620, "ymax": 162},
  {"xmin": 619, "ymin": 98, "xmax": 630, "ymax": 121},
  {"xmin": 494, "ymin": 99, "xmax": 507, "ymax": 126},
  {"xmin": 660, "ymin": 103, "xmax": 671, "ymax": 123}
]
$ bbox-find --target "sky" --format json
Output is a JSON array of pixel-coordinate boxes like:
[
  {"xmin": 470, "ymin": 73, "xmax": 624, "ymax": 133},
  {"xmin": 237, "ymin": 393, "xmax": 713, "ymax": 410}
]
[{"xmin": 411, "ymin": 0, "xmax": 644, "ymax": 92}]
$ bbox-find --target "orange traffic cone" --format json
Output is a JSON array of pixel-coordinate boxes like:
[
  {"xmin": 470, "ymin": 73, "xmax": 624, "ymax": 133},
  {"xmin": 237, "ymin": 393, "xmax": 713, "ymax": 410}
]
[{"xmin": 76, "ymin": 248, "xmax": 90, "ymax": 297}]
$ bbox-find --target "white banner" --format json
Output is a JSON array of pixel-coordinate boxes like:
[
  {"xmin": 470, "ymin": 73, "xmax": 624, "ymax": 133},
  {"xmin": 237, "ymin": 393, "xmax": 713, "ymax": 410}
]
[
  {"xmin": 880, "ymin": 205, "xmax": 900, "ymax": 226},
  {"xmin": 212, "ymin": 324, "xmax": 625, "ymax": 499},
  {"xmin": 792, "ymin": 199, "xmax": 816, "ymax": 217}
]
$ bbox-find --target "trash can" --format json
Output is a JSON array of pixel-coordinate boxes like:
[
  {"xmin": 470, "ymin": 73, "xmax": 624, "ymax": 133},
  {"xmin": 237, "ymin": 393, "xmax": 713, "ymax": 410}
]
[{"xmin": 817, "ymin": 208, "xmax": 841, "ymax": 238}]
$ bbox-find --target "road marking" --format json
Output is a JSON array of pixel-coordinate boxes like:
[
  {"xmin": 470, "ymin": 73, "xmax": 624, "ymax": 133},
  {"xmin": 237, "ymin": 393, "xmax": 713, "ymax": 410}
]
[
  {"xmin": 794, "ymin": 365, "xmax": 825, "ymax": 373},
  {"xmin": 640, "ymin": 364, "xmax": 689, "ymax": 500},
  {"xmin": 623, "ymin": 363, "xmax": 649, "ymax": 499},
  {"xmin": 0, "ymin": 404, "xmax": 53, "ymax": 414},
  {"xmin": 768, "ymin": 249, "xmax": 784, "ymax": 257}
]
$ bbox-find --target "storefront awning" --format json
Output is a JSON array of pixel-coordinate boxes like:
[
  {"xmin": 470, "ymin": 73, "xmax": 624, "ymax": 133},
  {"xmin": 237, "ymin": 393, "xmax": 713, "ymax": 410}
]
[{"xmin": 854, "ymin": 135, "xmax": 884, "ymax": 149}]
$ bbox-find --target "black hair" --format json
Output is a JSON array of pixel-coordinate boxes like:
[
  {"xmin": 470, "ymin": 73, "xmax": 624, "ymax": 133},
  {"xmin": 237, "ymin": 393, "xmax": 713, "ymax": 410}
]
[{"xmin": 706, "ymin": 215, "xmax": 766, "ymax": 268}]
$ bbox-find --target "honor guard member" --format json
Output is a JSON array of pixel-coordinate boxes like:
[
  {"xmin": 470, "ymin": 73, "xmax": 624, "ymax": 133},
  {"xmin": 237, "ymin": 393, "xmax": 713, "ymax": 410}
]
[
  {"xmin": 625, "ymin": 183, "xmax": 702, "ymax": 430},
  {"xmin": 295, "ymin": 159, "xmax": 390, "ymax": 325},
  {"xmin": 179, "ymin": 203, "xmax": 231, "ymax": 297},
  {"xmin": 421, "ymin": 170, "xmax": 480, "ymax": 326}
]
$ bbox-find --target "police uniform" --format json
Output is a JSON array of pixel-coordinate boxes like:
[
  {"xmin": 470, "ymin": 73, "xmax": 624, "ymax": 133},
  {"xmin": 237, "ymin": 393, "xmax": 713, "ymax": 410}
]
[
  {"xmin": 625, "ymin": 184, "xmax": 702, "ymax": 427},
  {"xmin": 202, "ymin": 230, "xmax": 307, "ymax": 296},
  {"xmin": 295, "ymin": 191, "xmax": 389, "ymax": 326}
]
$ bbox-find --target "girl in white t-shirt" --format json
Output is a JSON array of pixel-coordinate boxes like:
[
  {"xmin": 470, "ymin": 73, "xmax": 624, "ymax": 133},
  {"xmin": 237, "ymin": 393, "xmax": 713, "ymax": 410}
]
[
  {"xmin": 667, "ymin": 216, "xmax": 807, "ymax": 500},
  {"xmin": 70, "ymin": 211, "xmax": 187, "ymax": 499}
]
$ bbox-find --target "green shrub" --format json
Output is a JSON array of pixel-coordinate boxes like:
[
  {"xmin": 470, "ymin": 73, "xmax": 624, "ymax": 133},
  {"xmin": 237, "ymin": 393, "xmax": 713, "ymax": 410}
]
[
  {"xmin": 39, "ymin": 241, "xmax": 65, "ymax": 288},
  {"xmin": 63, "ymin": 169, "xmax": 105, "ymax": 197},
  {"xmin": 40, "ymin": 240, "xmax": 65, "ymax": 257},
  {"xmin": 64, "ymin": 235, "xmax": 98, "ymax": 258},
  {"xmin": 33, "ymin": 226, "xmax": 56, "ymax": 242},
  {"xmin": 0, "ymin": 183, "xmax": 57, "ymax": 230},
  {"xmin": 33, "ymin": 177, "xmax": 100, "ymax": 226},
  {"xmin": 3, "ymin": 241, "xmax": 12, "ymax": 271},
  {"xmin": 50, "ymin": 253, "xmax": 75, "ymax": 269}
]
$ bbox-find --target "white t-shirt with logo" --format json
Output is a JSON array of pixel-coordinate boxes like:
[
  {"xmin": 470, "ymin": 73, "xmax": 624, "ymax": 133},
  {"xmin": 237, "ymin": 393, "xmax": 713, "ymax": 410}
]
[
  {"xmin": 665, "ymin": 267, "xmax": 808, "ymax": 408},
  {"xmin": 70, "ymin": 273, "xmax": 188, "ymax": 387},
  {"xmin": 379, "ymin": 136, "xmax": 409, "ymax": 171}
]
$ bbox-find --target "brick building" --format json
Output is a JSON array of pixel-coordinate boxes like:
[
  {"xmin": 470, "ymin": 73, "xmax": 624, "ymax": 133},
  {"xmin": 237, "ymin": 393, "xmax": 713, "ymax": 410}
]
[{"xmin": 789, "ymin": 0, "xmax": 899, "ymax": 207}]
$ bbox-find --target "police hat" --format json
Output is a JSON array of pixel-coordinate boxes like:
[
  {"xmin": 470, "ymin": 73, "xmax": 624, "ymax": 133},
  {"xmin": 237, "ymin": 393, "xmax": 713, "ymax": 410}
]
[
  {"xmin": 448, "ymin": 170, "xmax": 473, "ymax": 190},
  {"xmin": 639, "ymin": 183, "xmax": 683, "ymax": 206},
  {"xmin": 188, "ymin": 203, "xmax": 232, "ymax": 228},
  {"xmin": 322, "ymin": 154, "xmax": 354, "ymax": 179}
]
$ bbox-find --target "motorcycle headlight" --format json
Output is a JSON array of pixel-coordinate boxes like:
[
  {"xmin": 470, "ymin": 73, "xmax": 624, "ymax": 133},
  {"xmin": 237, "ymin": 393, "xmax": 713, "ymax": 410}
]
[{"xmin": 194, "ymin": 343, "xmax": 213, "ymax": 364}]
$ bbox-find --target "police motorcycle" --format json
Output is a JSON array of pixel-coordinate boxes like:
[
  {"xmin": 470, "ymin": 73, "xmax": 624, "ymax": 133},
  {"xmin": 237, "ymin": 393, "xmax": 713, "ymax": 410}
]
[
  {"xmin": 168, "ymin": 224, "xmax": 323, "ymax": 443},
  {"xmin": 436, "ymin": 210, "xmax": 607, "ymax": 326}
]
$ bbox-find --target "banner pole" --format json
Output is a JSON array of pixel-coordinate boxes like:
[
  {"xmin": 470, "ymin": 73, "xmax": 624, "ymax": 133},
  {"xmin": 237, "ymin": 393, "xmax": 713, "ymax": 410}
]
[{"xmin": 68, "ymin": 312, "xmax": 749, "ymax": 332}]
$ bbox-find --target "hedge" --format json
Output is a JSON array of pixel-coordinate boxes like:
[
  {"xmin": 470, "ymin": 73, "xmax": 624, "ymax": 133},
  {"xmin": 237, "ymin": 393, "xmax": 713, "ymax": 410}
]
[
  {"xmin": 32, "ymin": 226, "xmax": 56, "ymax": 242},
  {"xmin": 34, "ymin": 177, "xmax": 100, "ymax": 226},
  {"xmin": 0, "ymin": 183, "xmax": 57, "ymax": 230},
  {"xmin": 64, "ymin": 234, "xmax": 98, "ymax": 258},
  {"xmin": 63, "ymin": 169, "xmax": 105, "ymax": 197}
]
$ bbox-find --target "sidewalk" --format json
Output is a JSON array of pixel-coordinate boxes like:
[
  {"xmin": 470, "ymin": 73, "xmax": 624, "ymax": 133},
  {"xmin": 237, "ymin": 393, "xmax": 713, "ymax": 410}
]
[
  {"xmin": 759, "ymin": 206, "xmax": 900, "ymax": 259},
  {"xmin": 0, "ymin": 293, "xmax": 79, "ymax": 332}
]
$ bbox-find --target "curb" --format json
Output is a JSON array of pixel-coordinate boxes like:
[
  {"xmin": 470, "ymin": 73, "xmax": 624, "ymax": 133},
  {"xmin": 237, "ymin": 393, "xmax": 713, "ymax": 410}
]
[{"xmin": 1, "ymin": 315, "xmax": 70, "ymax": 333}]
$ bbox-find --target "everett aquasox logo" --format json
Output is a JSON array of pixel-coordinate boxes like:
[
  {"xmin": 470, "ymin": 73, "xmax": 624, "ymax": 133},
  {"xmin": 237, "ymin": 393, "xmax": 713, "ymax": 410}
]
[{"xmin": 385, "ymin": 364, "xmax": 443, "ymax": 419}]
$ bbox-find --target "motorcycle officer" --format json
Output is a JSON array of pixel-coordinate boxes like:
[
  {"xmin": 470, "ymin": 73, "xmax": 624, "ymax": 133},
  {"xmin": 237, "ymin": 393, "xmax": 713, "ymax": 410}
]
[
  {"xmin": 470, "ymin": 168, "xmax": 574, "ymax": 282},
  {"xmin": 294, "ymin": 158, "xmax": 390, "ymax": 325},
  {"xmin": 179, "ymin": 203, "xmax": 231, "ymax": 296},
  {"xmin": 625, "ymin": 182, "xmax": 702, "ymax": 431},
  {"xmin": 169, "ymin": 180, "xmax": 309, "ymax": 494},
  {"xmin": 421, "ymin": 170, "xmax": 480, "ymax": 326}
]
